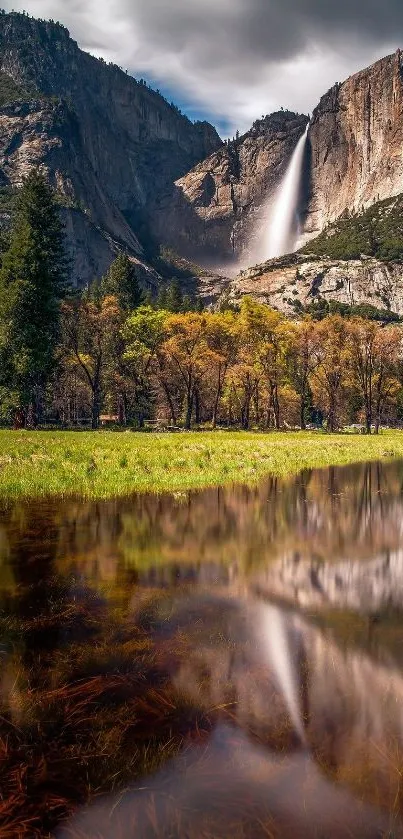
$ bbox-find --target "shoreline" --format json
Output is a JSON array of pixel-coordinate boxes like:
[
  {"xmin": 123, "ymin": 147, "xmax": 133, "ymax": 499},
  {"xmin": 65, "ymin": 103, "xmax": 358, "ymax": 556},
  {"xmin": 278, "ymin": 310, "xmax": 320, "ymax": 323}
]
[{"xmin": 0, "ymin": 429, "xmax": 402, "ymax": 500}]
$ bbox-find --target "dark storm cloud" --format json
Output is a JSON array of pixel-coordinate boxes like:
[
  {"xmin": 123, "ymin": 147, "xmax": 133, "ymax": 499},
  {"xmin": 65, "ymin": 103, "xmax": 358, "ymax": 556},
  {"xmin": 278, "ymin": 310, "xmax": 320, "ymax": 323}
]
[
  {"xmin": 3, "ymin": 0, "xmax": 402, "ymax": 133},
  {"xmin": 120, "ymin": 0, "xmax": 403, "ymax": 64}
]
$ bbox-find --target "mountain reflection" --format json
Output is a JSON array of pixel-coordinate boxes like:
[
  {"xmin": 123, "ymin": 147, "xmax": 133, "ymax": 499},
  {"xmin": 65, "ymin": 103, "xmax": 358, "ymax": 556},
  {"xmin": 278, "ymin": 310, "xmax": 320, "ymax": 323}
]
[
  {"xmin": 1, "ymin": 460, "xmax": 403, "ymax": 836},
  {"xmin": 59, "ymin": 592, "xmax": 402, "ymax": 838},
  {"xmin": 2, "ymin": 459, "xmax": 403, "ymax": 599}
]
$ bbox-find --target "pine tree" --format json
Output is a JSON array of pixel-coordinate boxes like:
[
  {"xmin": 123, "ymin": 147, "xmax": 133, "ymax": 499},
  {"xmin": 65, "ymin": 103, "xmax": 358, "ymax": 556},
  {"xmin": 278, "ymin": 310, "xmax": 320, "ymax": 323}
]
[
  {"xmin": 100, "ymin": 253, "xmax": 143, "ymax": 312},
  {"xmin": 142, "ymin": 288, "xmax": 155, "ymax": 308},
  {"xmin": 156, "ymin": 282, "xmax": 168, "ymax": 310},
  {"xmin": 165, "ymin": 279, "xmax": 183, "ymax": 313},
  {"xmin": 0, "ymin": 170, "xmax": 67, "ymax": 426},
  {"xmin": 181, "ymin": 293, "xmax": 194, "ymax": 312}
]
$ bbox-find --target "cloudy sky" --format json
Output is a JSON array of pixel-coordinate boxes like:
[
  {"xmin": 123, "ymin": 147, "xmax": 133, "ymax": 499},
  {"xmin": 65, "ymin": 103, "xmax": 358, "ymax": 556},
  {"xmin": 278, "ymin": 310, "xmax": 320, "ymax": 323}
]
[{"xmin": 2, "ymin": 0, "xmax": 402, "ymax": 135}]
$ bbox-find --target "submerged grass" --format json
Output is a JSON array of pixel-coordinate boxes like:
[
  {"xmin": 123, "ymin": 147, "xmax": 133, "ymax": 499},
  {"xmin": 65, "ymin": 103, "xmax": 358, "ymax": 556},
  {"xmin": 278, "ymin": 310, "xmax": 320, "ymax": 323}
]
[
  {"xmin": 2, "ymin": 583, "xmax": 402, "ymax": 837},
  {"xmin": 0, "ymin": 429, "xmax": 403, "ymax": 498},
  {"xmin": 0, "ymin": 586, "xmax": 221, "ymax": 837}
]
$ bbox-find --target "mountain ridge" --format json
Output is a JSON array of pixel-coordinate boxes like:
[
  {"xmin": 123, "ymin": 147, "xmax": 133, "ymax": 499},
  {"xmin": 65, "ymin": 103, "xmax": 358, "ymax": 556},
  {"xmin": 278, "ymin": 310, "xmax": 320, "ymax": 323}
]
[
  {"xmin": 0, "ymin": 9, "xmax": 403, "ymax": 310},
  {"xmin": 0, "ymin": 9, "xmax": 222, "ymax": 286}
]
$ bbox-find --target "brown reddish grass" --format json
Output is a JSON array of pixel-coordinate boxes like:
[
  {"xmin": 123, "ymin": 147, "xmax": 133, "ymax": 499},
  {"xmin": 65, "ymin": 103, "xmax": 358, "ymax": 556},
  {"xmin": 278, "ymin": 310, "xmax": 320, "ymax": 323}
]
[{"xmin": 0, "ymin": 591, "xmax": 218, "ymax": 837}]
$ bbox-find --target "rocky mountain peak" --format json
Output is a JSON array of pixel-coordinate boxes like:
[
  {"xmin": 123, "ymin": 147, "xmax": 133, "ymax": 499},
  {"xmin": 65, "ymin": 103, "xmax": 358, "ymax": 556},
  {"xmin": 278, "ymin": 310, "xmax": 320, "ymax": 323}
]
[
  {"xmin": 0, "ymin": 10, "xmax": 221, "ymax": 156},
  {"xmin": 0, "ymin": 9, "xmax": 222, "ymax": 286},
  {"xmin": 1, "ymin": 10, "xmax": 403, "ymax": 311}
]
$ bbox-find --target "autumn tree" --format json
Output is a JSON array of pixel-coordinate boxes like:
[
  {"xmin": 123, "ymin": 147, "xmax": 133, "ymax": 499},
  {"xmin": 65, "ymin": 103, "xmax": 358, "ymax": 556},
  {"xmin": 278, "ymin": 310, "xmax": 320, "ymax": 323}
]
[
  {"xmin": 61, "ymin": 294, "xmax": 121, "ymax": 428},
  {"xmin": 288, "ymin": 316, "xmax": 319, "ymax": 429},
  {"xmin": 225, "ymin": 355, "xmax": 260, "ymax": 429},
  {"xmin": 347, "ymin": 318, "xmax": 402, "ymax": 433},
  {"xmin": 162, "ymin": 313, "xmax": 215, "ymax": 429},
  {"xmin": 97, "ymin": 257, "xmax": 144, "ymax": 425},
  {"xmin": 348, "ymin": 318, "xmax": 376, "ymax": 434},
  {"xmin": 372, "ymin": 325, "xmax": 402, "ymax": 433},
  {"xmin": 205, "ymin": 311, "xmax": 238, "ymax": 427},
  {"xmin": 311, "ymin": 316, "xmax": 351, "ymax": 432},
  {"xmin": 239, "ymin": 298, "xmax": 290, "ymax": 429}
]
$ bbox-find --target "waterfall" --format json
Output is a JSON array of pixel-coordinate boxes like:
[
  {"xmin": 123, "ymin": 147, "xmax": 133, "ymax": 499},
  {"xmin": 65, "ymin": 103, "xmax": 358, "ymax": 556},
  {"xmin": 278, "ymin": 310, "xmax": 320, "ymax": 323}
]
[
  {"xmin": 263, "ymin": 124, "xmax": 308, "ymax": 261},
  {"xmin": 260, "ymin": 603, "xmax": 306, "ymax": 744}
]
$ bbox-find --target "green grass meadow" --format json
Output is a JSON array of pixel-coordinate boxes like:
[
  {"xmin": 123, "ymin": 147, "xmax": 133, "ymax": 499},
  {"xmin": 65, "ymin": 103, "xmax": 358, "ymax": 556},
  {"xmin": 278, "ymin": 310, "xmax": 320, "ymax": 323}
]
[{"xmin": 0, "ymin": 429, "xmax": 403, "ymax": 499}]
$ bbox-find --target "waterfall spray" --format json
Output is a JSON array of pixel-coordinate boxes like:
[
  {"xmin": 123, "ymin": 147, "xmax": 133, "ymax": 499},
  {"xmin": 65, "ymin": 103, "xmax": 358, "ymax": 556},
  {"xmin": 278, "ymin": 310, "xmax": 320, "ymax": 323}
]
[{"xmin": 264, "ymin": 124, "xmax": 309, "ymax": 260}]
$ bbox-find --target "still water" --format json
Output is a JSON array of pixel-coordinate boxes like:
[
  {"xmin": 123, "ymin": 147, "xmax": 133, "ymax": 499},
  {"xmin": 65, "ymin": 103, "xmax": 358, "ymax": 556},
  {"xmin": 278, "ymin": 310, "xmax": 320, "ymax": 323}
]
[{"xmin": 1, "ymin": 461, "xmax": 403, "ymax": 837}]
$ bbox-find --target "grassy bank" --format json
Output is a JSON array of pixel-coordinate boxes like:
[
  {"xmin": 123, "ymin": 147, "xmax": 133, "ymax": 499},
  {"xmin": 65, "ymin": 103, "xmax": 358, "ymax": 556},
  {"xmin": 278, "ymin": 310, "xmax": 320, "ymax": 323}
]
[{"xmin": 0, "ymin": 429, "xmax": 403, "ymax": 499}]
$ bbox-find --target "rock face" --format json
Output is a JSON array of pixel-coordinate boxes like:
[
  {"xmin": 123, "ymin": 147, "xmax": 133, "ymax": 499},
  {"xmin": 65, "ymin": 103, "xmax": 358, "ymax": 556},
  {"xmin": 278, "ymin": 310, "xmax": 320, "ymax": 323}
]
[
  {"xmin": 0, "ymin": 11, "xmax": 221, "ymax": 285},
  {"xmin": 2, "ymin": 11, "xmax": 403, "ymax": 299},
  {"xmin": 254, "ymin": 550, "xmax": 403, "ymax": 614},
  {"xmin": 153, "ymin": 112, "xmax": 308, "ymax": 268},
  {"xmin": 155, "ymin": 50, "xmax": 403, "ymax": 272},
  {"xmin": 0, "ymin": 98, "xmax": 149, "ymax": 285},
  {"xmin": 226, "ymin": 252, "xmax": 403, "ymax": 315},
  {"xmin": 304, "ymin": 50, "xmax": 403, "ymax": 238}
]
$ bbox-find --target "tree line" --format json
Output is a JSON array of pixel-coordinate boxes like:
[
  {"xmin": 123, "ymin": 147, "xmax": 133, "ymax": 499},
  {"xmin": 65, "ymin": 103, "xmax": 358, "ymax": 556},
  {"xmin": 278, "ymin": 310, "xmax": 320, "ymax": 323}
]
[{"xmin": 0, "ymin": 170, "xmax": 402, "ymax": 433}]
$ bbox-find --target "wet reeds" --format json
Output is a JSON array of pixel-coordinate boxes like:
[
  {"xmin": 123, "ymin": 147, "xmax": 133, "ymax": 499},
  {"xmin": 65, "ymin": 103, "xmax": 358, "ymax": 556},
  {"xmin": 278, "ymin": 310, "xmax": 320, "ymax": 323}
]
[
  {"xmin": 2, "ymin": 572, "xmax": 403, "ymax": 837},
  {"xmin": 0, "ymin": 588, "xmax": 217, "ymax": 837}
]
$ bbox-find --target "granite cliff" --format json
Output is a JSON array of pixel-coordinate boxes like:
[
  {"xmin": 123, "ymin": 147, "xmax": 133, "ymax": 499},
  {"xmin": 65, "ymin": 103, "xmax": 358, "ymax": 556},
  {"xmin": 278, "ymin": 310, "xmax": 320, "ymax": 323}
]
[
  {"xmin": 224, "ymin": 251, "xmax": 403, "ymax": 316},
  {"xmin": 219, "ymin": 52, "xmax": 403, "ymax": 315},
  {"xmin": 223, "ymin": 187, "xmax": 403, "ymax": 317},
  {"xmin": 304, "ymin": 50, "xmax": 403, "ymax": 238},
  {"xmin": 153, "ymin": 111, "xmax": 308, "ymax": 268},
  {"xmin": 157, "ymin": 48, "xmax": 403, "ymax": 309},
  {"xmin": 1, "ymin": 10, "xmax": 403, "ymax": 305},
  {"xmin": 0, "ymin": 11, "xmax": 221, "ymax": 285}
]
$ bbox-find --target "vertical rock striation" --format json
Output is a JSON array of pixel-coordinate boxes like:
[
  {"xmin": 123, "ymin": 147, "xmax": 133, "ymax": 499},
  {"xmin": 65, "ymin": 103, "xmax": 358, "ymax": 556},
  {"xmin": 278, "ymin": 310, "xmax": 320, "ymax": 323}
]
[{"xmin": 305, "ymin": 50, "xmax": 403, "ymax": 237}]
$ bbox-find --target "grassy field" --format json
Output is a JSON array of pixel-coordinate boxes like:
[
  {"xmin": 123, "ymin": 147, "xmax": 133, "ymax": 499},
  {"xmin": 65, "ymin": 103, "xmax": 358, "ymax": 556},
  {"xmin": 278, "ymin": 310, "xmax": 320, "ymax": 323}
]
[{"xmin": 0, "ymin": 429, "xmax": 402, "ymax": 499}]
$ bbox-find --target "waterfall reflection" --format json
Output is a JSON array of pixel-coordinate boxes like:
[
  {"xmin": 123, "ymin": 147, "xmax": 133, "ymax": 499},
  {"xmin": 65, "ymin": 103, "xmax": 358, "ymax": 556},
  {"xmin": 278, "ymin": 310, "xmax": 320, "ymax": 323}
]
[
  {"xmin": 260, "ymin": 602, "xmax": 306, "ymax": 744},
  {"xmin": 58, "ymin": 591, "xmax": 401, "ymax": 838},
  {"xmin": 2, "ymin": 460, "xmax": 403, "ymax": 836}
]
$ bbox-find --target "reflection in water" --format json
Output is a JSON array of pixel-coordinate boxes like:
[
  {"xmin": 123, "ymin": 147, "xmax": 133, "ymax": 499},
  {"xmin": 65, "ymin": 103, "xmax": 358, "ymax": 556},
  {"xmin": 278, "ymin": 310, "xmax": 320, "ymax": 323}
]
[
  {"xmin": 58, "ymin": 592, "xmax": 401, "ymax": 837},
  {"xmin": 1, "ymin": 461, "xmax": 403, "ymax": 836},
  {"xmin": 260, "ymin": 603, "xmax": 306, "ymax": 744},
  {"xmin": 58, "ymin": 725, "xmax": 390, "ymax": 839}
]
